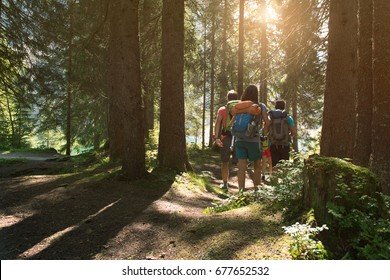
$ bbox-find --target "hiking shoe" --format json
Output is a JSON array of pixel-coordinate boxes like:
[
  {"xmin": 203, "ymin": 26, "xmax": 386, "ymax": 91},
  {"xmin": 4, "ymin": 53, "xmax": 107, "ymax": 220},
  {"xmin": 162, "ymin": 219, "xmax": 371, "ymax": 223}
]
[{"xmin": 219, "ymin": 183, "xmax": 228, "ymax": 192}]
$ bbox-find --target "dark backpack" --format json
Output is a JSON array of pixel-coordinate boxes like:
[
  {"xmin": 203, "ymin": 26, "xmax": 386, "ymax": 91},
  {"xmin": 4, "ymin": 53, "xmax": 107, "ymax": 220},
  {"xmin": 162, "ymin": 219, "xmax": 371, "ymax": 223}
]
[{"xmin": 269, "ymin": 110, "xmax": 289, "ymax": 146}]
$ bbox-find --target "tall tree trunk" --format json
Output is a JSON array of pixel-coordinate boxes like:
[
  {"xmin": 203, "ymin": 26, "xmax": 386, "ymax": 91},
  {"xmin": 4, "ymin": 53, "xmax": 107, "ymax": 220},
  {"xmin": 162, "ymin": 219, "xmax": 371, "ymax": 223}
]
[
  {"xmin": 237, "ymin": 0, "xmax": 245, "ymax": 98},
  {"xmin": 353, "ymin": 0, "xmax": 373, "ymax": 166},
  {"xmin": 93, "ymin": 111, "xmax": 100, "ymax": 150},
  {"xmin": 109, "ymin": 1, "xmax": 124, "ymax": 160},
  {"xmin": 141, "ymin": 0, "xmax": 155, "ymax": 136},
  {"xmin": 202, "ymin": 16, "xmax": 207, "ymax": 149},
  {"xmin": 291, "ymin": 88, "xmax": 298, "ymax": 152},
  {"xmin": 371, "ymin": 0, "xmax": 390, "ymax": 194},
  {"xmin": 65, "ymin": 0, "xmax": 73, "ymax": 156},
  {"xmin": 283, "ymin": 56, "xmax": 299, "ymax": 152},
  {"xmin": 17, "ymin": 104, "xmax": 22, "ymax": 147},
  {"xmin": 158, "ymin": 0, "xmax": 191, "ymax": 171},
  {"xmin": 109, "ymin": 0, "xmax": 146, "ymax": 178},
  {"xmin": 320, "ymin": 0, "xmax": 358, "ymax": 158},
  {"xmin": 208, "ymin": 1, "xmax": 216, "ymax": 148},
  {"xmin": 219, "ymin": 0, "xmax": 229, "ymax": 104},
  {"xmin": 259, "ymin": 0, "xmax": 268, "ymax": 105},
  {"xmin": 5, "ymin": 91, "xmax": 16, "ymax": 147}
]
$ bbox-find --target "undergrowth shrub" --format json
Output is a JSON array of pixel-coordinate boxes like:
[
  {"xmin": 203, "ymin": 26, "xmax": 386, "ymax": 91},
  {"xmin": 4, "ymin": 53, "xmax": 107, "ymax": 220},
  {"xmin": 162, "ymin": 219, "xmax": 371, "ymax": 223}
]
[
  {"xmin": 283, "ymin": 209, "xmax": 328, "ymax": 260},
  {"xmin": 263, "ymin": 152, "xmax": 304, "ymax": 209},
  {"xmin": 203, "ymin": 191, "xmax": 259, "ymax": 213},
  {"xmin": 204, "ymin": 152, "xmax": 305, "ymax": 214},
  {"xmin": 327, "ymin": 175, "xmax": 390, "ymax": 259},
  {"xmin": 145, "ymin": 129, "xmax": 159, "ymax": 171}
]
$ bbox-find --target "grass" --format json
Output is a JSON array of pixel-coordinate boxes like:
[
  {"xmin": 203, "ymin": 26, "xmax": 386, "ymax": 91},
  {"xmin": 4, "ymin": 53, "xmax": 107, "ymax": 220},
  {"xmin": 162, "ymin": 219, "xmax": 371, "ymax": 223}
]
[{"xmin": 187, "ymin": 145, "xmax": 218, "ymax": 166}]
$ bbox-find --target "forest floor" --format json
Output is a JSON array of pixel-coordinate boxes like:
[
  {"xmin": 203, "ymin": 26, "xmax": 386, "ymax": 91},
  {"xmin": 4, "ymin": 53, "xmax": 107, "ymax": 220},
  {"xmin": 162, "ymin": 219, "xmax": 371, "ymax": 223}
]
[{"xmin": 0, "ymin": 149, "xmax": 291, "ymax": 260}]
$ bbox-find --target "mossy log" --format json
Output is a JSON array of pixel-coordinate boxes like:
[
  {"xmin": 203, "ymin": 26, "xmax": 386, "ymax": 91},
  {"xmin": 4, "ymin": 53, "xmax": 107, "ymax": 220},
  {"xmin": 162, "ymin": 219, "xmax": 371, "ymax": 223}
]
[{"xmin": 303, "ymin": 155, "xmax": 381, "ymax": 225}]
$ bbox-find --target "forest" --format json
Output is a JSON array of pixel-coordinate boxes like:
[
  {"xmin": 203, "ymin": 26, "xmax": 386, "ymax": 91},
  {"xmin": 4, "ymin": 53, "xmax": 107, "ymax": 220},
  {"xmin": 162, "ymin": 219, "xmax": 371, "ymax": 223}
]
[{"xmin": 1, "ymin": 0, "xmax": 389, "ymax": 261}]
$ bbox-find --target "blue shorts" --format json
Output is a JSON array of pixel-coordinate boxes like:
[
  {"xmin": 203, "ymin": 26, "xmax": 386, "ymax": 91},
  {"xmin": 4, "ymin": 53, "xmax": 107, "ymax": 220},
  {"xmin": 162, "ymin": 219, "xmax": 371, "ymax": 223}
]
[{"xmin": 235, "ymin": 141, "xmax": 262, "ymax": 161}]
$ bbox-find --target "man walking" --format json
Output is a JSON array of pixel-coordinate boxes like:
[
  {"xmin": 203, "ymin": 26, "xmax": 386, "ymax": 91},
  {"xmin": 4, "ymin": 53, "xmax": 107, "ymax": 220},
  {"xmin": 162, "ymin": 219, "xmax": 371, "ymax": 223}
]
[{"xmin": 213, "ymin": 90, "xmax": 239, "ymax": 192}]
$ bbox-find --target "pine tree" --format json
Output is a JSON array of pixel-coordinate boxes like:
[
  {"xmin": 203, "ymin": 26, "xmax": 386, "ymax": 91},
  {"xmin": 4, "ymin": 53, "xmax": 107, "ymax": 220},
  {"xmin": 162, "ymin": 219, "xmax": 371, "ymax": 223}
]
[
  {"xmin": 354, "ymin": 0, "xmax": 373, "ymax": 166},
  {"xmin": 109, "ymin": 0, "xmax": 146, "ymax": 178},
  {"xmin": 371, "ymin": 0, "xmax": 390, "ymax": 194},
  {"xmin": 237, "ymin": 0, "xmax": 245, "ymax": 98},
  {"xmin": 158, "ymin": 0, "xmax": 191, "ymax": 171},
  {"xmin": 320, "ymin": 0, "xmax": 358, "ymax": 158}
]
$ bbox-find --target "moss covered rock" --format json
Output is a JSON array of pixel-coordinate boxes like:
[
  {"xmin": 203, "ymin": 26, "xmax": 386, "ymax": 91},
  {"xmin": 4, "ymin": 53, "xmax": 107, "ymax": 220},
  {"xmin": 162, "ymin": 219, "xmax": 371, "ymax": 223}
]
[{"xmin": 303, "ymin": 155, "xmax": 381, "ymax": 225}]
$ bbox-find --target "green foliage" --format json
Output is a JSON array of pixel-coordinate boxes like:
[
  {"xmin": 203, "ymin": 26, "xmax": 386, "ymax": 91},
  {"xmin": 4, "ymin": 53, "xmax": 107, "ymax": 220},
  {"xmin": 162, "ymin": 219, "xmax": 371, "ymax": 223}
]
[
  {"xmin": 204, "ymin": 191, "xmax": 258, "ymax": 214},
  {"xmin": 283, "ymin": 209, "xmax": 329, "ymax": 260},
  {"xmin": 204, "ymin": 152, "xmax": 305, "ymax": 214},
  {"xmin": 145, "ymin": 129, "xmax": 159, "ymax": 171},
  {"xmin": 187, "ymin": 146, "xmax": 217, "ymax": 167},
  {"xmin": 327, "ymin": 175, "xmax": 390, "ymax": 259},
  {"xmin": 186, "ymin": 172, "xmax": 212, "ymax": 191},
  {"xmin": 266, "ymin": 152, "xmax": 304, "ymax": 207},
  {"xmin": 172, "ymin": 172, "xmax": 214, "ymax": 196},
  {"xmin": 70, "ymin": 150, "xmax": 110, "ymax": 172}
]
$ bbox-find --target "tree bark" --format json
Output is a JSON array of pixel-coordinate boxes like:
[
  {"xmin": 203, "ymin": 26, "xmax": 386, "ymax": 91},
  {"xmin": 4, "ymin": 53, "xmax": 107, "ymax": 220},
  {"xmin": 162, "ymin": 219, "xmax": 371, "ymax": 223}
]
[
  {"xmin": 158, "ymin": 0, "xmax": 191, "ymax": 172},
  {"xmin": 259, "ymin": 0, "xmax": 268, "ymax": 105},
  {"xmin": 320, "ymin": 0, "xmax": 358, "ymax": 159},
  {"xmin": 109, "ymin": 0, "xmax": 146, "ymax": 179},
  {"xmin": 353, "ymin": 0, "xmax": 373, "ymax": 167},
  {"xmin": 371, "ymin": 0, "xmax": 390, "ymax": 194},
  {"xmin": 202, "ymin": 16, "xmax": 207, "ymax": 149},
  {"xmin": 65, "ymin": 0, "xmax": 73, "ymax": 156},
  {"xmin": 140, "ymin": 0, "xmax": 155, "ymax": 136},
  {"xmin": 237, "ymin": 0, "xmax": 245, "ymax": 98},
  {"xmin": 5, "ymin": 91, "xmax": 16, "ymax": 147},
  {"xmin": 208, "ymin": 1, "xmax": 216, "ymax": 148},
  {"xmin": 219, "ymin": 0, "xmax": 229, "ymax": 104}
]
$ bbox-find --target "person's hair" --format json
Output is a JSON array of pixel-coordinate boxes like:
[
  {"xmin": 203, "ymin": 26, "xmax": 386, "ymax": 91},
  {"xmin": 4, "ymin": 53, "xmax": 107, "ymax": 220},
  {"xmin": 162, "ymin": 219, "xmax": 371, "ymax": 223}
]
[
  {"xmin": 241, "ymin": 84, "xmax": 259, "ymax": 103},
  {"xmin": 227, "ymin": 90, "xmax": 238, "ymax": 101},
  {"xmin": 275, "ymin": 99, "xmax": 286, "ymax": 110}
]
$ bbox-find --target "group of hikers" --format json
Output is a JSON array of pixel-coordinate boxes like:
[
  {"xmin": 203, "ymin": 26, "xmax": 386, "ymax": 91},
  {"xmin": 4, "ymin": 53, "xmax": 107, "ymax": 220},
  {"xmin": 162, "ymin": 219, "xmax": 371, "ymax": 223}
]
[{"xmin": 213, "ymin": 84, "xmax": 297, "ymax": 192}]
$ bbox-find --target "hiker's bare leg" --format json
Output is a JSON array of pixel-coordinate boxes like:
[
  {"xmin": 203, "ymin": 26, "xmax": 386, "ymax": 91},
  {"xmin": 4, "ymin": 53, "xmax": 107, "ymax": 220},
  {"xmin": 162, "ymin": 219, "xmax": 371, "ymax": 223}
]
[
  {"xmin": 237, "ymin": 159, "xmax": 247, "ymax": 191},
  {"xmin": 253, "ymin": 159, "xmax": 261, "ymax": 186},
  {"xmin": 268, "ymin": 157, "xmax": 273, "ymax": 176},
  {"xmin": 262, "ymin": 158, "xmax": 267, "ymax": 178},
  {"xmin": 221, "ymin": 161, "xmax": 229, "ymax": 185}
]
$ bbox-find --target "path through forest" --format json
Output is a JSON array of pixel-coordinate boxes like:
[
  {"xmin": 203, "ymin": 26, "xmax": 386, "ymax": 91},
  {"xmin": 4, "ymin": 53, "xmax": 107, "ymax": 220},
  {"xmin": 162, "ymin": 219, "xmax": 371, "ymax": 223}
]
[{"xmin": 0, "ymin": 151, "xmax": 290, "ymax": 260}]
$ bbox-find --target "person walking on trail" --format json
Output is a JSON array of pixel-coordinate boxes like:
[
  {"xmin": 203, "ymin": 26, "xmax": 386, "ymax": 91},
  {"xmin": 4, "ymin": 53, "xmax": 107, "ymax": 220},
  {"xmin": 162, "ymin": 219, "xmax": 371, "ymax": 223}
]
[
  {"xmin": 231, "ymin": 85, "xmax": 270, "ymax": 192},
  {"xmin": 213, "ymin": 90, "xmax": 239, "ymax": 192},
  {"xmin": 268, "ymin": 99, "xmax": 297, "ymax": 167},
  {"xmin": 260, "ymin": 130, "xmax": 272, "ymax": 181}
]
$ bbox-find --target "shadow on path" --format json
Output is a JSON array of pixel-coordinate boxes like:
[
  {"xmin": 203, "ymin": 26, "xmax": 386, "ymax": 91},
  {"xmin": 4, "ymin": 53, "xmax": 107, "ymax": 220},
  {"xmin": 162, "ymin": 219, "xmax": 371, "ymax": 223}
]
[{"xmin": 0, "ymin": 170, "xmax": 173, "ymax": 259}]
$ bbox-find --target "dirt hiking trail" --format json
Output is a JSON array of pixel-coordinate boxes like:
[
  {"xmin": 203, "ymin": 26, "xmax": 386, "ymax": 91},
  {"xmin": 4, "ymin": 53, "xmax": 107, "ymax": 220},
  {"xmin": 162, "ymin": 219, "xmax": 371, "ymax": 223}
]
[{"xmin": 0, "ymin": 151, "xmax": 290, "ymax": 260}]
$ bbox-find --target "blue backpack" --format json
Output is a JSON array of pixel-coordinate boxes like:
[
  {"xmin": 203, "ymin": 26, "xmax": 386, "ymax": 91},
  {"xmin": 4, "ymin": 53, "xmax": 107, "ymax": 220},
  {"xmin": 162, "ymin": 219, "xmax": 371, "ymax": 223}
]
[{"xmin": 232, "ymin": 113, "xmax": 260, "ymax": 140}]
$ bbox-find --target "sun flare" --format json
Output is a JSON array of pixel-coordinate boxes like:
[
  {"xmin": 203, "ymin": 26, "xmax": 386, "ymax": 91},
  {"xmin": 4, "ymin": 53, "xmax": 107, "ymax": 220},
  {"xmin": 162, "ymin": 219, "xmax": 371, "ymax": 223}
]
[{"xmin": 245, "ymin": 1, "xmax": 278, "ymax": 22}]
